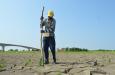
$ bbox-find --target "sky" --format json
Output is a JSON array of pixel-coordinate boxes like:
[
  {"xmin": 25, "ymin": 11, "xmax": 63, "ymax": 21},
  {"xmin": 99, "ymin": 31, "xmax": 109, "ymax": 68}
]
[{"xmin": 0, "ymin": 0, "xmax": 115, "ymax": 50}]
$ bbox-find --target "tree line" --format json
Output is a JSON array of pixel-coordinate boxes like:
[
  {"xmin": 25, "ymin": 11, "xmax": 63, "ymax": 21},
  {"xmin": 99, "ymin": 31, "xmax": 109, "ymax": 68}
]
[{"xmin": 60, "ymin": 47, "xmax": 88, "ymax": 52}]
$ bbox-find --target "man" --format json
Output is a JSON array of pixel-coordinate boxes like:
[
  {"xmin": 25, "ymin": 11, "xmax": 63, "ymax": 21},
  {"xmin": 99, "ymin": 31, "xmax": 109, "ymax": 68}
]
[{"xmin": 40, "ymin": 10, "xmax": 56, "ymax": 64}]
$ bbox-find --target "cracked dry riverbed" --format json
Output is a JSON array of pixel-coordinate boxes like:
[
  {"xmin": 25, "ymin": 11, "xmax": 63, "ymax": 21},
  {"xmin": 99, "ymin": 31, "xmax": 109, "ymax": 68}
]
[{"xmin": 0, "ymin": 51, "xmax": 115, "ymax": 75}]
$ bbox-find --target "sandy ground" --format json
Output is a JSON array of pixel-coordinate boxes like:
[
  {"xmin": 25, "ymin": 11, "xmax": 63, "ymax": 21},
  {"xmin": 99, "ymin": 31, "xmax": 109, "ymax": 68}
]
[{"xmin": 0, "ymin": 51, "xmax": 115, "ymax": 75}]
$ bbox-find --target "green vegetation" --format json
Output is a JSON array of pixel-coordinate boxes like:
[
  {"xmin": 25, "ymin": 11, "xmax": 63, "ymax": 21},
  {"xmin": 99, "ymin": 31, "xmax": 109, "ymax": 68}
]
[
  {"xmin": 1, "ymin": 49, "xmax": 115, "ymax": 55},
  {"xmin": 0, "ymin": 50, "xmax": 39, "ymax": 54},
  {"xmin": 57, "ymin": 72, "xmax": 62, "ymax": 75},
  {"xmin": 0, "ymin": 48, "xmax": 115, "ymax": 56},
  {"xmin": 59, "ymin": 47, "xmax": 115, "ymax": 53},
  {"xmin": 39, "ymin": 58, "xmax": 44, "ymax": 66},
  {"xmin": 0, "ymin": 64, "xmax": 5, "ymax": 71},
  {"xmin": 63, "ymin": 47, "xmax": 88, "ymax": 52},
  {"xmin": 8, "ymin": 49, "xmax": 19, "ymax": 52},
  {"xmin": 0, "ymin": 59, "xmax": 6, "ymax": 72},
  {"xmin": 0, "ymin": 49, "xmax": 115, "ymax": 55},
  {"xmin": 24, "ymin": 59, "xmax": 32, "ymax": 66}
]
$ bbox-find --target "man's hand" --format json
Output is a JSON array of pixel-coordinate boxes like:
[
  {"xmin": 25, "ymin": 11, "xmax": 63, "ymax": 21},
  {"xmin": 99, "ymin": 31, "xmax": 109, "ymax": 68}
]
[
  {"xmin": 41, "ymin": 30, "xmax": 45, "ymax": 33},
  {"xmin": 40, "ymin": 16, "xmax": 44, "ymax": 21}
]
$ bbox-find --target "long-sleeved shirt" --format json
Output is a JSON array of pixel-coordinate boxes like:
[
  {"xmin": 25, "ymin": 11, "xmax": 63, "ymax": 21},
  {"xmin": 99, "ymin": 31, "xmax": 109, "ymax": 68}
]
[{"xmin": 41, "ymin": 18, "xmax": 56, "ymax": 37}]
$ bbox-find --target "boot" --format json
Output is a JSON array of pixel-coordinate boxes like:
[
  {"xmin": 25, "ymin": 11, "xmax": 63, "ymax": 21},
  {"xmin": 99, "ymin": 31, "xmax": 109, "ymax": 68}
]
[
  {"xmin": 52, "ymin": 58, "xmax": 56, "ymax": 64},
  {"xmin": 44, "ymin": 59, "xmax": 49, "ymax": 64}
]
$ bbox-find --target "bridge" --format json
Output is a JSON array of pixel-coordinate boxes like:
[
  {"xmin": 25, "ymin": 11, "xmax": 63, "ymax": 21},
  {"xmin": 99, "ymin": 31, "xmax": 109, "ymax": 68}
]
[{"xmin": 0, "ymin": 43, "xmax": 39, "ymax": 51}]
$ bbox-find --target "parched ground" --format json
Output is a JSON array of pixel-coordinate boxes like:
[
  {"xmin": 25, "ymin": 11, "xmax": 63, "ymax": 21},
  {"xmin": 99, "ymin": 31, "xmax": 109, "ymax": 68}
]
[{"xmin": 0, "ymin": 51, "xmax": 115, "ymax": 75}]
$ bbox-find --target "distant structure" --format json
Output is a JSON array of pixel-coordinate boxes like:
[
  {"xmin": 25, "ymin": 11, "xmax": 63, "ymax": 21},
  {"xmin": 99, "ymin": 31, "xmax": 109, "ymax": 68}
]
[{"xmin": 0, "ymin": 43, "xmax": 38, "ymax": 51}]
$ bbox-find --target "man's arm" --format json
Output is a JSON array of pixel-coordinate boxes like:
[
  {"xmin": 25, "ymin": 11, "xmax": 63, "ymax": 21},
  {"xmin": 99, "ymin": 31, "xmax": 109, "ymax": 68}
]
[
  {"xmin": 40, "ymin": 18, "xmax": 45, "ymax": 28},
  {"xmin": 49, "ymin": 19, "xmax": 56, "ymax": 33},
  {"xmin": 40, "ymin": 19, "xmax": 47, "ymax": 33}
]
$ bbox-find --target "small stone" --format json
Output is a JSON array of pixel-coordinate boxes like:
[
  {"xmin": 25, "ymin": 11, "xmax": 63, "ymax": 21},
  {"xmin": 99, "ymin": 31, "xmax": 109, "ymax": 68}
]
[
  {"xmin": 13, "ymin": 64, "xmax": 17, "ymax": 67},
  {"xmin": 13, "ymin": 70, "xmax": 15, "ymax": 72}
]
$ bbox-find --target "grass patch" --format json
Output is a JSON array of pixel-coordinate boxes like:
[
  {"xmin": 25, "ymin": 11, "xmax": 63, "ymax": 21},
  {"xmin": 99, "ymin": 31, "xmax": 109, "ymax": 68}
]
[
  {"xmin": 24, "ymin": 59, "xmax": 33, "ymax": 66},
  {"xmin": 57, "ymin": 72, "xmax": 62, "ymax": 75},
  {"xmin": 0, "ymin": 59, "xmax": 6, "ymax": 72},
  {"xmin": 1, "ymin": 50, "xmax": 115, "ymax": 55},
  {"xmin": 58, "ymin": 50, "xmax": 115, "ymax": 55},
  {"xmin": 0, "ymin": 51, "xmax": 40, "ymax": 55},
  {"xmin": 0, "ymin": 64, "xmax": 5, "ymax": 69}
]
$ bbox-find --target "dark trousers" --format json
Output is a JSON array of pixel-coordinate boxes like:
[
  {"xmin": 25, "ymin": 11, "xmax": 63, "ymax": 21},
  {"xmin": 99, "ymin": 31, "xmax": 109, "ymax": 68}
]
[{"xmin": 43, "ymin": 36, "xmax": 56, "ymax": 62}]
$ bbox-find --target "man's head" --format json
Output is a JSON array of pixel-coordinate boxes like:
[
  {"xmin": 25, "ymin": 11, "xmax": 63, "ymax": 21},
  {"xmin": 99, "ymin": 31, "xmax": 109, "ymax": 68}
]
[{"xmin": 48, "ymin": 10, "xmax": 54, "ymax": 20}]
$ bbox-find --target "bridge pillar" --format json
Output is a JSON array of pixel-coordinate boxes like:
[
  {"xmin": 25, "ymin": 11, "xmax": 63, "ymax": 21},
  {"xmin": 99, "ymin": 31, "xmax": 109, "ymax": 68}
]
[
  {"xmin": 28, "ymin": 48, "xmax": 31, "ymax": 51},
  {"xmin": 2, "ymin": 45, "xmax": 5, "ymax": 52}
]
